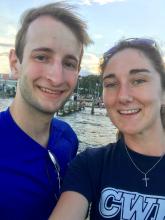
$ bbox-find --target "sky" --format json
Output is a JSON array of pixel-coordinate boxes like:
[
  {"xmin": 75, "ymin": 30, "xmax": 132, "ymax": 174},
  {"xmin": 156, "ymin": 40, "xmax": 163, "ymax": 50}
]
[{"xmin": 1, "ymin": 0, "xmax": 165, "ymax": 75}]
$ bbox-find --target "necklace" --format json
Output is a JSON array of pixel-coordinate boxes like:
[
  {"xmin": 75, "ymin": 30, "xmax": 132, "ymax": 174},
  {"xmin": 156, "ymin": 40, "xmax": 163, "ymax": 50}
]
[{"xmin": 124, "ymin": 145, "xmax": 164, "ymax": 187}]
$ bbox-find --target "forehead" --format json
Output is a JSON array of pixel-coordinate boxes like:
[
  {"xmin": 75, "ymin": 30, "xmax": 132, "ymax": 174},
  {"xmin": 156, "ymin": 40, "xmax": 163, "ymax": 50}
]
[
  {"xmin": 104, "ymin": 48, "xmax": 155, "ymax": 74},
  {"xmin": 24, "ymin": 15, "xmax": 82, "ymax": 56}
]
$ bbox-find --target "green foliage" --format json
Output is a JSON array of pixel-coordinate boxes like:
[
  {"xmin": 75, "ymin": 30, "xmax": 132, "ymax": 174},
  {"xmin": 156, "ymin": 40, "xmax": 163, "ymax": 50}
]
[{"xmin": 75, "ymin": 75, "xmax": 102, "ymax": 98}]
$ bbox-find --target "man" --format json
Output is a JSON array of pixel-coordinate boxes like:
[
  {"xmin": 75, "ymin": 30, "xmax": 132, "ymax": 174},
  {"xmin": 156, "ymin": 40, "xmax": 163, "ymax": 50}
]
[{"xmin": 0, "ymin": 2, "xmax": 91, "ymax": 220}]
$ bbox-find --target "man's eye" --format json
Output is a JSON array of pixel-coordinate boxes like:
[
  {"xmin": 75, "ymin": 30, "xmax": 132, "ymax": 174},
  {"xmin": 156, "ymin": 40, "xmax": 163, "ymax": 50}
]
[
  {"xmin": 64, "ymin": 61, "xmax": 78, "ymax": 70},
  {"xmin": 35, "ymin": 55, "xmax": 48, "ymax": 62}
]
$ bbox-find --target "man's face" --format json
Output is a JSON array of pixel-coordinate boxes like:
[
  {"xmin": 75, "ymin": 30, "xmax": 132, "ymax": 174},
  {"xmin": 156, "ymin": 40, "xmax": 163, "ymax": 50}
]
[{"xmin": 13, "ymin": 16, "xmax": 82, "ymax": 115}]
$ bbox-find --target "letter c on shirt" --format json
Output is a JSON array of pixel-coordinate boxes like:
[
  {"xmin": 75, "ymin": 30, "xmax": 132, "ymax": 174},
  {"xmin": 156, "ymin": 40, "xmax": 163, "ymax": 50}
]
[{"xmin": 99, "ymin": 188, "xmax": 122, "ymax": 218}]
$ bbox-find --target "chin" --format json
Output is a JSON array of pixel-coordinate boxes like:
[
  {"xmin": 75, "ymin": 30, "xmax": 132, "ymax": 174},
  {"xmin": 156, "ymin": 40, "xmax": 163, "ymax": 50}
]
[
  {"xmin": 123, "ymin": 130, "xmax": 141, "ymax": 136},
  {"xmin": 118, "ymin": 126, "xmax": 137, "ymax": 134},
  {"xmin": 34, "ymin": 102, "xmax": 60, "ymax": 115}
]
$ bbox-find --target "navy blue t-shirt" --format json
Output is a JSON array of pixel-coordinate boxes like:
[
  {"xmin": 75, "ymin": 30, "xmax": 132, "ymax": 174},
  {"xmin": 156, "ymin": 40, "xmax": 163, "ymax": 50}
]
[
  {"xmin": 0, "ymin": 108, "xmax": 78, "ymax": 220},
  {"xmin": 62, "ymin": 138, "xmax": 165, "ymax": 219}
]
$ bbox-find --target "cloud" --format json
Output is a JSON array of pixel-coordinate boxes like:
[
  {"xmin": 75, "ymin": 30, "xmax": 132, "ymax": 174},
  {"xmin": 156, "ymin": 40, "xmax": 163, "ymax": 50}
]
[
  {"xmin": 0, "ymin": 52, "xmax": 9, "ymax": 56},
  {"xmin": 0, "ymin": 43, "xmax": 14, "ymax": 47},
  {"xmin": 81, "ymin": 52, "xmax": 100, "ymax": 74},
  {"xmin": 93, "ymin": 34, "xmax": 103, "ymax": 39},
  {"xmin": 0, "ymin": 56, "xmax": 10, "ymax": 74},
  {"xmin": 116, "ymin": 29, "xmax": 126, "ymax": 36},
  {"xmin": 80, "ymin": 0, "xmax": 126, "ymax": 5},
  {"xmin": 0, "ymin": 46, "xmax": 10, "ymax": 74},
  {"xmin": 78, "ymin": 0, "xmax": 91, "ymax": 5},
  {"xmin": 0, "ymin": 16, "xmax": 16, "ymax": 46}
]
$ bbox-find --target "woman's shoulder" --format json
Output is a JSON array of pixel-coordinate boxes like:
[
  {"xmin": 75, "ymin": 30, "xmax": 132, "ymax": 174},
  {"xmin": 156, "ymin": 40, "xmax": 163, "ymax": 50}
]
[
  {"xmin": 85, "ymin": 144, "xmax": 114, "ymax": 154},
  {"xmin": 77, "ymin": 141, "xmax": 121, "ymax": 163},
  {"xmin": 85, "ymin": 141, "xmax": 120, "ymax": 155}
]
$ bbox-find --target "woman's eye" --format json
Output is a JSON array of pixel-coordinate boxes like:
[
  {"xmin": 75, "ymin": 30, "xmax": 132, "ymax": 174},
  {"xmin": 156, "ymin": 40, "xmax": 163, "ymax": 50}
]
[
  {"xmin": 103, "ymin": 81, "xmax": 118, "ymax": 88},
  {"xmin": 132, "ymin": 78, "xmax": 146, "ymax": 85}
]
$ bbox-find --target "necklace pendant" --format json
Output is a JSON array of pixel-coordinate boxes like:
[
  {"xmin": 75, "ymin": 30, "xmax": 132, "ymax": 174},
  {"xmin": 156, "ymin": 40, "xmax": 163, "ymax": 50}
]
[
  {"xmin": 142, "ymin": 174, "xmax": 150, "ymax": 187},
  {"xmin": 125, "ymin": 144, "xmax": 164, "ymax": 188}
]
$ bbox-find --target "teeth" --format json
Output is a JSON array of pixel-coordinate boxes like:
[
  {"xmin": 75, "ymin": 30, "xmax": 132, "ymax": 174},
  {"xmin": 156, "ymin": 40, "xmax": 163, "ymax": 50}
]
[
  {"xmin": 40, "ymin": 87, "xmax": 60, "ymax": 94},
  {"xmin": 119, "ymin": 109, "xmax": 139, "ymax": 114}
]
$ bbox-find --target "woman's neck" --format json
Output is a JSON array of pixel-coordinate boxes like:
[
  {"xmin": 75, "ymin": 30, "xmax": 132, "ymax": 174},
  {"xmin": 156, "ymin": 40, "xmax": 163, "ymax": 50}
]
[{"xmin": 124, "ymin": 128, "xmax": 165, "ymax": 156}]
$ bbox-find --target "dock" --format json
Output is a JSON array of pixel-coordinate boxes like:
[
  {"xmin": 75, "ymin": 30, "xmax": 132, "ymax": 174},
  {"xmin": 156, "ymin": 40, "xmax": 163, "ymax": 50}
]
[{"xmin": 56, "ymin": 99, "xmax": 85, "ymax": 116}]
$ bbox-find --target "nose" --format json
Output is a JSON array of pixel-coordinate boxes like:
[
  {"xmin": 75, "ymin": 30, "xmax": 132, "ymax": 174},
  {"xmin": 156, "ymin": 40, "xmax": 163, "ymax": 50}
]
[
  {"xmin": 46, "ymin": 60, "xmax": 64, "ymax": 85},
  {"xmin": 118, "ymin": 84, "xmax": 133, "ymax": 104}
]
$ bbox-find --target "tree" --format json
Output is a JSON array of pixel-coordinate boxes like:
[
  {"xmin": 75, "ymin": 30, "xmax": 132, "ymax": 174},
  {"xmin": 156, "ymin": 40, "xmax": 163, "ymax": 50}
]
[{"xmin": 75, "ymin": 75, "xmax": 102, "ymax": 98}]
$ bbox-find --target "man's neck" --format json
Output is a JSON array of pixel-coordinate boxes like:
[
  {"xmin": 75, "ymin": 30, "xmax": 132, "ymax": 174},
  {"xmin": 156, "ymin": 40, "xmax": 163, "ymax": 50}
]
[{"xmin": 10, "ymin": 98, "xmax": 53, "ymax": 148}]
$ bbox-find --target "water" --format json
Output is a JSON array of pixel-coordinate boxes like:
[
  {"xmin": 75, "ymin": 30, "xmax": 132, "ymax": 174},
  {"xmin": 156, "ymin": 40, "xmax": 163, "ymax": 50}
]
[
  {"xmin": 0, "ymin": 98, "xmax": 117, "ymax": 151},
  {"xmin": 57, "ymin": 107, "xmax": 117, "ymax": 151},
  {"xmin": 0, "ymin": 98, "xmax": 13, "ymax": 111}
]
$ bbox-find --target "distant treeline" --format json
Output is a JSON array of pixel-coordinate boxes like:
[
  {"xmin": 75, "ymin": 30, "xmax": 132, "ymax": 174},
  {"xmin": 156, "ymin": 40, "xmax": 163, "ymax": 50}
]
[{"xmin": 75, "ymin": 75, "xmax": 102, "ymax": 98}]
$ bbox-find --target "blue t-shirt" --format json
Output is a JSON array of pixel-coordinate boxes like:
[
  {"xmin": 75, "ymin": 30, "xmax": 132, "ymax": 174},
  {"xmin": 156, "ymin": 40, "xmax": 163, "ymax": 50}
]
[
  {"xmin": 62, "ymin": 138, "xmax": 165, "ymax": 219},
  {"xmin": 0, "ymin": 108, "xmax": 78, "ymax": 220}
]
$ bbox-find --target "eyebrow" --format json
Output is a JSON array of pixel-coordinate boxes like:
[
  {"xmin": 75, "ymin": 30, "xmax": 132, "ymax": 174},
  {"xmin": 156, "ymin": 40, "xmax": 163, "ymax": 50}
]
[
  {"xmin": 65, "ymin": 54, "xmax": 79, "ymax": 63},
  {"xmin": 103, "ymin": 68, "xmax": 151, "ymax": 80},
  {"xmin": 32, "ymin": 47, "xmax": 54, "ymax": 53},
  {"xmin": 130, "ymin": 68, "xmax": 151, "ymax": 74},
  {"xmin": 32, "ymin": 47, "xmax": 79, "ymax": 62},
  {"xmin": 102, "ymin": 73, "xmax": 115, "ymax": 81}
]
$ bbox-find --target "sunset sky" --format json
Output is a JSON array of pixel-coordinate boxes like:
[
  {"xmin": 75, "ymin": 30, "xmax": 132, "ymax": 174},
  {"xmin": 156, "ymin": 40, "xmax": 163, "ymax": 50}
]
[{"xmin": 1, "ymin": 0, "xmax": 165, "ymax": 75}]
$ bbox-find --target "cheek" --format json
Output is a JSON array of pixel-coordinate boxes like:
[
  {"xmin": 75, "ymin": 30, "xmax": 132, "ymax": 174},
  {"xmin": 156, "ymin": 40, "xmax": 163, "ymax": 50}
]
[
  {"xmin": 31, "ymin": 65, "xmax": 45, "ymax": 78},
  {"xmin": 103, "ymin": 90, "xmax": 115, "ymax": 107},
  {"xmin": 138, "ymin": 89, "xmax": 161, "ymax": 106},
  {"xmin": 66, "ymin": 74, "xmax": 78, "ymax": 87},
  {"xmin": 20, "ymin": 63, "xmax": 40, "ymax": 79}
]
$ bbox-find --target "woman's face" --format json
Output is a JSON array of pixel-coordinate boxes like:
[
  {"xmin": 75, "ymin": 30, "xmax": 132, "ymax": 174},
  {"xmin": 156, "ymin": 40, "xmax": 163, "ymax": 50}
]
[{"xmin": 102, "ymin": 48, "xmax": 165, "ymax": 136}]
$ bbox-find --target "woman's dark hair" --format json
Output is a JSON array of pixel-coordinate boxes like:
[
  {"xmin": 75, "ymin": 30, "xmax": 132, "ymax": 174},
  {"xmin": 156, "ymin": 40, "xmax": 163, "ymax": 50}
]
[{"xmin": 100, "ymin": 38, "xmax": 165, "ymax": 89}]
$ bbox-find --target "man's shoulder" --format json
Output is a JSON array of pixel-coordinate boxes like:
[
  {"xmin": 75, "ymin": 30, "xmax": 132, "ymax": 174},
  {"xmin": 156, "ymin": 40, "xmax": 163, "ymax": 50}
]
[
  {"xmin": 49, "ymin": 117, "xmax": 78, "ymax": 176},
  {"xmin": 0, "ymin": 108, "xmax": 9, "ymax": 123},
  {"xmin": 50, "ymin": 117, "xmax": 78, "ymax": 144},
  {"xmin": 52, "ymin": 117, "xmax": 72, "ymax": 130}
]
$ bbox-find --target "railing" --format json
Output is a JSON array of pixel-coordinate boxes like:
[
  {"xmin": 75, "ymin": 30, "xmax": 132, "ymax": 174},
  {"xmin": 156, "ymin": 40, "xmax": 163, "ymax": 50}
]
[{"xmin": 56, "ymin": 100, "xmax": 85, "ymax": 116}]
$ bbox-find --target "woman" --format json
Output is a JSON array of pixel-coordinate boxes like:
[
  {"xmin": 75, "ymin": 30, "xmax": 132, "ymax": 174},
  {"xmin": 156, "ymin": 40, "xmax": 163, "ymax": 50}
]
[{"xmin": 49, "ymin": 38, "xmax": 165, "ymax": 219}]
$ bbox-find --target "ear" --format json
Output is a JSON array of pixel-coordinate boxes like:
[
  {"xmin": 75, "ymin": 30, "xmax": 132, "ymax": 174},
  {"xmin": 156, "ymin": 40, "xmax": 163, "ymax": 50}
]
[{"xmin": 9, "ymin": 49, "xmax": 20, "ymax": 79}]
